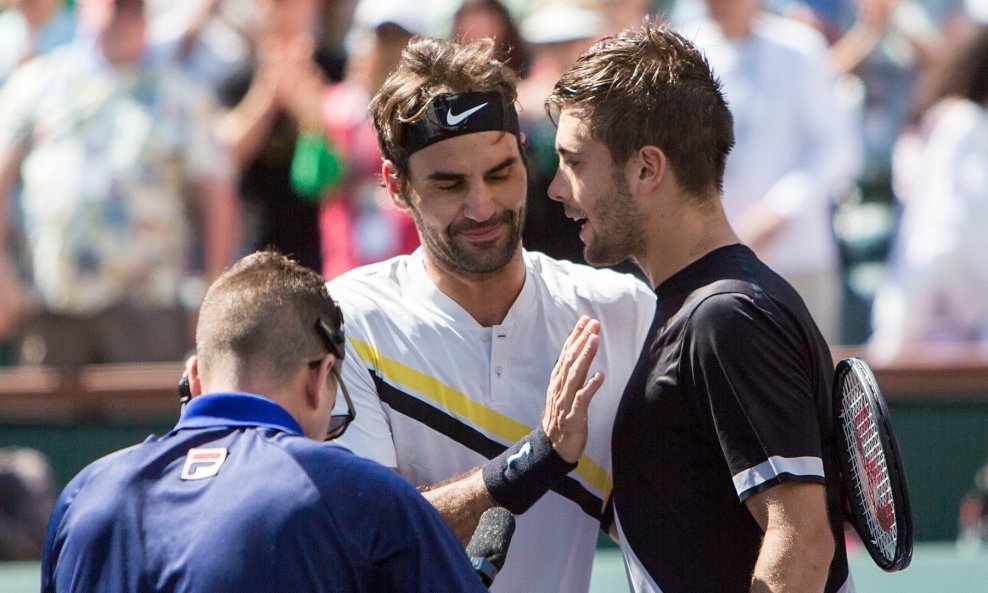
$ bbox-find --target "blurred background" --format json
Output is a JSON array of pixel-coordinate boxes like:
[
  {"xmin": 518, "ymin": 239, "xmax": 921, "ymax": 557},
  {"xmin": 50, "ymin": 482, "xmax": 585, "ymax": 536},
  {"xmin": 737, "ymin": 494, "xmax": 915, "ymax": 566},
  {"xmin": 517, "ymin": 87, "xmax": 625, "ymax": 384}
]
[{"xmin": 1, "ymin": 0, "xmax": 987, "ymax": 590}]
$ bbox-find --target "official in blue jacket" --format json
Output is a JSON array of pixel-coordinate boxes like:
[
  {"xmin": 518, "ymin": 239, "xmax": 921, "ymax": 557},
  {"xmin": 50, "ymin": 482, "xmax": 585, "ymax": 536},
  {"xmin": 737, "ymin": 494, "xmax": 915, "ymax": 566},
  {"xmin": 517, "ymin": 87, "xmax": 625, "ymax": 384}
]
[{"xmin": 41, "ymin": 250, "xmax": 488, "ymax": 593}]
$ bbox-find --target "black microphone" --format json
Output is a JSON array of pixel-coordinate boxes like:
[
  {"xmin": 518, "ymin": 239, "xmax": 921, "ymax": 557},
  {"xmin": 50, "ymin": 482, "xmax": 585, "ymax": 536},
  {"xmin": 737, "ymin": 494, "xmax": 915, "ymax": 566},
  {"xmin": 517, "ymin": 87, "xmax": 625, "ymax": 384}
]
[{"xmin": 466, "ymin": 508, "xmax": 516, "ymax": 587}]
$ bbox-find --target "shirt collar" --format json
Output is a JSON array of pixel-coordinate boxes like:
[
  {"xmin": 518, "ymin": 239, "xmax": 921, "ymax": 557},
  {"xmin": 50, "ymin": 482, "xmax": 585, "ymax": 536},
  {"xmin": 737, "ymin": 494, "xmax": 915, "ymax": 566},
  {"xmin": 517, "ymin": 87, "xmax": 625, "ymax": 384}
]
[
  {"xmin": 408, "ymin": 247, "xmax": 536, "ymax": 330},
  {"xmin": 170, "ymin": 392, "xmax": 304, "ymax": 436}
]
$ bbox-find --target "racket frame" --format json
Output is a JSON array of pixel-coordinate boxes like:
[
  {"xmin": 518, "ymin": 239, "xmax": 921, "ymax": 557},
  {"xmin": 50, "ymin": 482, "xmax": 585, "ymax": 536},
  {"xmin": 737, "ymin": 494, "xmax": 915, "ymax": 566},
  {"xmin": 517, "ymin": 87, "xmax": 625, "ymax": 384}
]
[{"xmin": 833, "ymin": 357, "xmax": 913, "ymax": 572}]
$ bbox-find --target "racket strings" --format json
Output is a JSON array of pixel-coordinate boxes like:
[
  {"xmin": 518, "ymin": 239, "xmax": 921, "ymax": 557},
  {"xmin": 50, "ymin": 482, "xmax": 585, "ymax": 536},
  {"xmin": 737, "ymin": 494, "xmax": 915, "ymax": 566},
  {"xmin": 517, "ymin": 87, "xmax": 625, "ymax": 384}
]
[{"xmin": 842, "ymin": 378, "xmax": 898, "ymax": 560}]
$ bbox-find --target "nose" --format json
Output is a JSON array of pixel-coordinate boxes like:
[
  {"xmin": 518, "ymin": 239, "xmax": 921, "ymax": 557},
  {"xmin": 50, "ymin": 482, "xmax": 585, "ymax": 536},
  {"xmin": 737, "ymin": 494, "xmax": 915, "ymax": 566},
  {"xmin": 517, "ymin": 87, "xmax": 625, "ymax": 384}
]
[
  {"xmin": 463, "ymin": 181, "xmax": 497, "ymax": 222},
  {"xmin": 547, "ymin": 167, "xmax": 570, "ymax": 203}
]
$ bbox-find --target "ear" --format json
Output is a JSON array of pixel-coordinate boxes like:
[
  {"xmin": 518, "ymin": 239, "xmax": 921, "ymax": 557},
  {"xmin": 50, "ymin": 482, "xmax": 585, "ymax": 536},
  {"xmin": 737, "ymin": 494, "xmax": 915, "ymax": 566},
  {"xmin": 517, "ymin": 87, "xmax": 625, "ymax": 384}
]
[
  {"xmin": 187, "ymin": 355, "xmax": 204, "ymax": 397},
  {"xmin": 381, "ymin": 159, "xmax": 411, "ymax": 212},
  {"xmin": 303, "ymin": 356, "xmax": 330, "ymax": 412},
  {"xmin": 629, "ymin": 145, "xmax": 668, "ymax": 196}
]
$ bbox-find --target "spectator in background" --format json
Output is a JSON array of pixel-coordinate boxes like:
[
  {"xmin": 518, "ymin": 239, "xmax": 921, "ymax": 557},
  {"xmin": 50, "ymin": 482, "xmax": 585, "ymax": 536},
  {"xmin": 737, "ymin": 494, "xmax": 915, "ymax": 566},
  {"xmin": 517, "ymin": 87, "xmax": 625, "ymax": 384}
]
[
  {"xmin": 517, "ymin": 0, "xmax": 608, "ymax": 265},
  {"xmin": 600, "ymin": 0, "xmax": 665, "ymax": 32},
  {"xmin": 318, "ymin": 0, "xmax": 421, "ymax": 280},
  {"xmin": 0, "ymin": 0, "xmax": 239, "ymax": 369},
  {"xmin": 868, "ymin": 12, "xmax": 988, "ymax": 361},
  {"xmin": 0, "ymin": 0, "xmax": 75, "ymax": 86},
  {"xmin": 678, "ymin": 0, "xmax": 863, "ymax": 344},
  {"xmin": 452, "ymin": 0, "xmax": 531, "ymax": 77},
  {"xmin": 216, "ymin": 0, "xmax": 342, "ymax": 273},
  {"xmin": 780, "ymin": 0, "xmax": 958, "ymax": 196},
  {"xmin": 0, "ymin": 0, "xmax": 75, "ymax": 365},
  {"xmin": 958, "ymin": 457, "xmax": 988, "ymax": 553},
  {"xmin": 0, "ymin": 447, "xmax": 54, "ymax": 560},
  {"xmin": 145, "ymin": 0, "xmax": 260, "ymax": 93}
]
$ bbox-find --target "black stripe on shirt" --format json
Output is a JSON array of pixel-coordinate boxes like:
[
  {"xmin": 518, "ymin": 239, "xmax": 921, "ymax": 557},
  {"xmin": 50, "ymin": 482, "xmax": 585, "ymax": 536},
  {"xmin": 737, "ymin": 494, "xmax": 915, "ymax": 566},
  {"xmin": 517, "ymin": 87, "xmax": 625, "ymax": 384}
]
[{"xmin": 371, "ymin": 372, "xmax": 603, "ymax": 520}]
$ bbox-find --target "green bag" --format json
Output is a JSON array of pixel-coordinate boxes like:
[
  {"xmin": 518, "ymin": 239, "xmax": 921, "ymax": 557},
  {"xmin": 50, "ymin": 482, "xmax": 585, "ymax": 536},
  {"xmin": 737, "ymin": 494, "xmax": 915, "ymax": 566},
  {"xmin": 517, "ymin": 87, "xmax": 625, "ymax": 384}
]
[{"xmin": 290, "ymin": 131, "xmax": 345, "ymax": 202}]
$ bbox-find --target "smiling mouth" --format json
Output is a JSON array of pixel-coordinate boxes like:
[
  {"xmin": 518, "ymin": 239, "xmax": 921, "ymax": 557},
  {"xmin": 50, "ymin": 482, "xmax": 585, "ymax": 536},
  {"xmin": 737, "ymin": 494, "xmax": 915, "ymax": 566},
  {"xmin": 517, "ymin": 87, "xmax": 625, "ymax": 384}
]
[
  {"xmin": 458, "ymin": 223, "xmax": 503, "ymax": 242},
  {"xmin": 565, "ymin": 208, "xmax": 587, "ymax": 223}
]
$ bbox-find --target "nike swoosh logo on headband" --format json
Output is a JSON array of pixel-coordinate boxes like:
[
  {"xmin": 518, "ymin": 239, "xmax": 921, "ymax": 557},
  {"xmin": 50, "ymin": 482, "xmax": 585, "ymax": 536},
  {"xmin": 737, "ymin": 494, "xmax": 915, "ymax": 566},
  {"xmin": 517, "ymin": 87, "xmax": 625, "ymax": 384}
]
[{"xmin": 446, "ymin": 102, "xmax": 489, "ymax": 126}]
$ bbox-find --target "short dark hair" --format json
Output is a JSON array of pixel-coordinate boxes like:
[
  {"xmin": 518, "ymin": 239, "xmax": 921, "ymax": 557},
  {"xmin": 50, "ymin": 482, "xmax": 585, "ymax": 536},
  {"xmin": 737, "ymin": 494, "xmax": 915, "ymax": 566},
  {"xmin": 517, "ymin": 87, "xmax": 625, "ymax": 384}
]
[
  {"xmin": 195, "ymin": 251, "xmax": 343, "ymax": 383},
  {"xmin": 546, "ymin": 20, "xmax": 734, "ymax": 197},
  {"xmin": 369, "ymin": 36, "xmax": 520, "ymax": 186}
]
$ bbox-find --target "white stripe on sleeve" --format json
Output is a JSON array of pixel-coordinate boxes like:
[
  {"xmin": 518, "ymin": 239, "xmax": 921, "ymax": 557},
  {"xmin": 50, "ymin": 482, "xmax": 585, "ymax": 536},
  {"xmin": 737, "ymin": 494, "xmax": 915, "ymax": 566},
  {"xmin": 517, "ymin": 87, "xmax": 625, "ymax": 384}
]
[{"xmin": 732, "ymin": 455, "xmax": 824, "ymax": 497}]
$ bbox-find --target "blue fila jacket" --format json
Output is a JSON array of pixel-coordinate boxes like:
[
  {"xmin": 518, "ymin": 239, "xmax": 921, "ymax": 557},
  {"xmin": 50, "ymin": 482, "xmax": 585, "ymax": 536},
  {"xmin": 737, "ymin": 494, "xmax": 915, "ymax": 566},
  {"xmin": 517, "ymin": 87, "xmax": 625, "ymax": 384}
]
[{"xmin": 41, "ymin": 392, "xmax": 486, "ymax": 593}]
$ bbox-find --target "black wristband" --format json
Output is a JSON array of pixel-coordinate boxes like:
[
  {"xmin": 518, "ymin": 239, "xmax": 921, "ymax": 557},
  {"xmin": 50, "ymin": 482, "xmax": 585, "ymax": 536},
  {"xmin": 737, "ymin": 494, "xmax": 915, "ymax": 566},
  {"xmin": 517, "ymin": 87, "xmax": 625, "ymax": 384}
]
[{"xmin": 482, "ymin": 425, "xmax": 578, "ymax": 514}]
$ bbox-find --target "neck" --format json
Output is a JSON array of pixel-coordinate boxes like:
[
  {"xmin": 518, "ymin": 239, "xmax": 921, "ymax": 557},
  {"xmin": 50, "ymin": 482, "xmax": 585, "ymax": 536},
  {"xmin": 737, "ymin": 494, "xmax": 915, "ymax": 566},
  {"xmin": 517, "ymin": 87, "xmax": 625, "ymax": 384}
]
[
  {"xmin": 423, "ymin": 248, "xmax": 527, "ymax": 327},
  {"xmin": 634, "ymin": 191, "xmax": 739, "ymax": 289},
  {"xmin": 22, "ymin": 2, "xmax": 57, "ymax": 29},
  {"xmin": 713, "ymin": 11, "xmax": 755, "ymax": 40}
]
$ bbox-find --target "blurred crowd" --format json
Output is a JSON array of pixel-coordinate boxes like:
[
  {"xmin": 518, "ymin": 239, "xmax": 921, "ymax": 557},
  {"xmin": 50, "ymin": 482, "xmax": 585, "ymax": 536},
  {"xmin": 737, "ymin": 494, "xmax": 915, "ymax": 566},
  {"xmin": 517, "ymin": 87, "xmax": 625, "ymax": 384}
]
[{"xmin": 0, "ymin": 0, "xmax": 987, "ymax": 370}]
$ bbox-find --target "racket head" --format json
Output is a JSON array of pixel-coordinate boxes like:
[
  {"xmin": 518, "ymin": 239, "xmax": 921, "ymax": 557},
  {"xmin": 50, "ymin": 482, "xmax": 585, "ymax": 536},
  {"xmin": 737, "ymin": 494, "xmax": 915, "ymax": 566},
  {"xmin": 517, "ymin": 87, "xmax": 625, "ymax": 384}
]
[{"xmin": 833, "ymin": 357, "xmax": 913, "ymax": 571}]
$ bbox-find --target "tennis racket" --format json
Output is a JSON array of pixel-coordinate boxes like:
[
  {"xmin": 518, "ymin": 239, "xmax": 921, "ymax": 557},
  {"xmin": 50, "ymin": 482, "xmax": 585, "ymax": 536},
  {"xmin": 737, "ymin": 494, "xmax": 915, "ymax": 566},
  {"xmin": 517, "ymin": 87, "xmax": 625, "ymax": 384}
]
[{"xmin": 833, "ymin": 357, "xmax": 913, "ymax": 571}]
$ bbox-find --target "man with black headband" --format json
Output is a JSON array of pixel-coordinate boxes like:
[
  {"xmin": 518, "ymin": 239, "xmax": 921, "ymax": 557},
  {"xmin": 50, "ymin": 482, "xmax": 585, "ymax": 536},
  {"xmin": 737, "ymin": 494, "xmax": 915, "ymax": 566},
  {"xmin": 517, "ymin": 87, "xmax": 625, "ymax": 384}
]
[
  {"xmin": 41, "ymin": 251, "xmax": 487, "ymax": 593},
  {"xmin": 327, "ymin": 37, "xmax": 655, "ymax": 593}
]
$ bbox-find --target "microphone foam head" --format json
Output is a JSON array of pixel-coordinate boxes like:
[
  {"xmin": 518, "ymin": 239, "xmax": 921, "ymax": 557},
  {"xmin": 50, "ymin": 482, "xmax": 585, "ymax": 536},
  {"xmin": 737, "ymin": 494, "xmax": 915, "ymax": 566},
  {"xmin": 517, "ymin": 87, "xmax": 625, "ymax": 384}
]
[{"xmin": 466, "ymin": 507, "xmax": 516, "ymax": 565}]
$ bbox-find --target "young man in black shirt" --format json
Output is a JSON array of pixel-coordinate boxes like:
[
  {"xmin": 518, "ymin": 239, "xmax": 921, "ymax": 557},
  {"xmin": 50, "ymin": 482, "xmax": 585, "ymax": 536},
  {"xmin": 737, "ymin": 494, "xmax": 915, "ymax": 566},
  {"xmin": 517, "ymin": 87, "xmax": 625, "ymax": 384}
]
[{"xmin": 545, "ymin": 20, "xmax": 854, "ymax": 593}]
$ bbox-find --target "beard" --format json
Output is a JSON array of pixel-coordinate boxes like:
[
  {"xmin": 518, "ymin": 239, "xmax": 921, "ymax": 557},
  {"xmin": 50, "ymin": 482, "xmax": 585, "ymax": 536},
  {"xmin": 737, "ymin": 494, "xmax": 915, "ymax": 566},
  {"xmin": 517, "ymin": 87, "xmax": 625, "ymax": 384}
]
[
  {"xmin": 583, "ymin": 173, "xmax": 646, "ymax": 267},
  {"xmin": 411, "ymin": 205, "xmax": 525, "ymax": 276}
]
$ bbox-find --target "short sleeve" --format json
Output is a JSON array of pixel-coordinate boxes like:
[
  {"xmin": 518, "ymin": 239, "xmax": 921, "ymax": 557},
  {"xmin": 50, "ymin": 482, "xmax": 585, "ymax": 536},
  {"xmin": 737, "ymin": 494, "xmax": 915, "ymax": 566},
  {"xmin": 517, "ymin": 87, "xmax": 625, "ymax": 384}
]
[
  {"xmin": 682, "ymin": 292, "xmax": 825, "ymax": 500},
  {"xmin": 328, "ymin": 326, "xmax": 399, "ymax": 468},
  {"xmin": 0, "ymin": 58, "xmax": 44, "ymax": 153},
  {"xmin": 169, "ymin": 72, "xmax": 231, "ymax": 183}
]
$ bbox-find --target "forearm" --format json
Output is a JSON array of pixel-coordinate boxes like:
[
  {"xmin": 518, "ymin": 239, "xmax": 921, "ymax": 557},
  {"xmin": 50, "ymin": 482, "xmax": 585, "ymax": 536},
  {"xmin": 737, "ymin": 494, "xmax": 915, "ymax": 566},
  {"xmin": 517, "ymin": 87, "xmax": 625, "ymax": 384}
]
[
  {"xmin": 420, "ymin": 468, "xmax": 496, "ymax": 545},
  {"xmin": 750, "ymin": 524, "xmax": 833, "ymax": 593},
  {"xmin": 216, "ymin": 85, "xmax": 278, "ymax": 166},
  {"xmin": 0, "ymin": 146, "xmax": 23, "ymax": 250},
  {"xmin": 829, "ymin": 23, "xmax": 883, "ymax": 75},
  {"xmin": 0, "ymin": 146, "xmax": 26, "ymax": 337},
  {"xmin": 745, "ymin": 481, "xmax": 835, "ymax": 593},
  {"xmin": 198, "ymin": 177, "xmax": 240, "ymax": 280}
]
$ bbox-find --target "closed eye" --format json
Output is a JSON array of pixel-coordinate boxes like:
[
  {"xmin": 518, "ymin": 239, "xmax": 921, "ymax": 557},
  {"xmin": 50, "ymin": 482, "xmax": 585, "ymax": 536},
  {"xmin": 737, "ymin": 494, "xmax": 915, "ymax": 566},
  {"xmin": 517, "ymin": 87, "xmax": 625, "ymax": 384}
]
[{"xmin": 436, "ymin": 181, "xmax": 463, "ymax": 191}]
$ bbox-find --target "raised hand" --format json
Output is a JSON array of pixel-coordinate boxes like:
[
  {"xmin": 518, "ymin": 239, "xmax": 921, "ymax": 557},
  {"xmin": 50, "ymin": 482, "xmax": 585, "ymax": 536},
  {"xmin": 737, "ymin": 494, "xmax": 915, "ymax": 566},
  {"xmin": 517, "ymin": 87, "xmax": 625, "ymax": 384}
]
[
  {"xmin": 0, "ymin": 259, "xmax": 24, "ymax": 339},
  {"xmin": 541, "ymin": 316, "xmax": 604, "ymax": 463}
]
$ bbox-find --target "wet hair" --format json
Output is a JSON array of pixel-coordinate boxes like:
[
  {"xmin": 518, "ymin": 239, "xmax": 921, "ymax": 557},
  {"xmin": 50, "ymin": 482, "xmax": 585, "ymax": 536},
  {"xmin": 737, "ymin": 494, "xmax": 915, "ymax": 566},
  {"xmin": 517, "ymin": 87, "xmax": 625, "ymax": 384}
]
[
  {"xmin": 369, "ymin": 36, "xmax": 520, "ymax": 187},
  {"xmin": 546, "ymin": 19, "xmax": 734, "ymax": 197}
]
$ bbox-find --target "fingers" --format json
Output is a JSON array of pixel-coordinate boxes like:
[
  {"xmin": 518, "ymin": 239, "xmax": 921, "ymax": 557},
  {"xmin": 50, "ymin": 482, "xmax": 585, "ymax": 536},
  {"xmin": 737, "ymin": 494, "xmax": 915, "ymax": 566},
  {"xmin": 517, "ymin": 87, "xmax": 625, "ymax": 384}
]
[
  {"xmin": 573, "ymin": 369, "xmax": 604, "ymax": 416},
  {"xmin": 559, "ymin": 327, "xmax": 599, "ymax": 412},
  {"xmin": 550, "ymin": 315, "xmax": 592, "ymax": 377},
  {"xmin": 542, "ymin": 318, "xmax": 603, "ymax": 463}
]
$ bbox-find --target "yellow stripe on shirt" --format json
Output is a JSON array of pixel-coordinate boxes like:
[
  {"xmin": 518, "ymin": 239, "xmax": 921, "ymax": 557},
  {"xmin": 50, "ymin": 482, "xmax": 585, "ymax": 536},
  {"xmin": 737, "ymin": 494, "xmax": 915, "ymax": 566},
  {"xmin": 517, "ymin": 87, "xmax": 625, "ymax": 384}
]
[{"xmin": 350, "ymin": 337, "xmax": 612, "ymax": 500}]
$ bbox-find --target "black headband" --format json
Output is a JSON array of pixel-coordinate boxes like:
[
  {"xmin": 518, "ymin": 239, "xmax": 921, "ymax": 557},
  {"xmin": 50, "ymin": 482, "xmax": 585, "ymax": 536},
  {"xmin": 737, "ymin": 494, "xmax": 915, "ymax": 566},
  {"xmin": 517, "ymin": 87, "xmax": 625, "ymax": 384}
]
[{"xmin": 402, "ymin": 91, "xmax": 520, "ymax": 159}]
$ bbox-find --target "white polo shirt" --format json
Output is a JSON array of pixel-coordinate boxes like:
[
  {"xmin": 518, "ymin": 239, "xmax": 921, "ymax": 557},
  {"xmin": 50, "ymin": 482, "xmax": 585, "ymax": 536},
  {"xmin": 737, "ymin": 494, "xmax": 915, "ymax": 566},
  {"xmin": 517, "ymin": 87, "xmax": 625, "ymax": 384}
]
[{"xmin": 328, "ymin": 249, "xmax": 656, "ymax": 593}]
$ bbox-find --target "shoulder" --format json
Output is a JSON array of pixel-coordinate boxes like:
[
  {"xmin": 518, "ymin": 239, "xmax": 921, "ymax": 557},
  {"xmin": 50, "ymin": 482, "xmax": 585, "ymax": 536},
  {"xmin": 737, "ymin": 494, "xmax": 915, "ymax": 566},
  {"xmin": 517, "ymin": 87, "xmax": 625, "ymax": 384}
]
[
  {"xmin": 524, "ymin": 251, "xmax": 655, "ymax": 307},
  {"xmin": 52, "ymin": 441, "xmax": 147, "ymax": 507},
  {"xmin": 286, "ymin": 440, "xmax": 422, "ymax": 506},
  {"xmin": 152, "ymin": 59, "xmax": 217, "ymax": 107},
  {"xmin": 328, "ymin": 255, "xmax": 414, "ymax": 313},
  {"xmin": 687, "ymin": 288, "xmax": 760, "ymax": 332},
  {"xmin": 755, "ymin": 13, "xmax": 829, "ymax": 60},
  {"xmin": 1, "ymin": 45, "xmax": 66, "ymax": 91},
  {"xmin": 927, "ymin": 99, "xmax": 988, "ymax": 143}
]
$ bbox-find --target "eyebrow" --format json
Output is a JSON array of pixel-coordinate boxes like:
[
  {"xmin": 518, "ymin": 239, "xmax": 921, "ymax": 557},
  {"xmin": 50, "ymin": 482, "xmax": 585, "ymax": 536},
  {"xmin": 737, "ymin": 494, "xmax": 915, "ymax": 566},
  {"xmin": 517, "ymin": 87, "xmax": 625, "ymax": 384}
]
[
  {"xmin": 555, "ymin": 144, "xmax": 580, "ymax": 158},
  {"xmin": 425, "ymin": 156, "xmax": 518, "ymax": 182}
]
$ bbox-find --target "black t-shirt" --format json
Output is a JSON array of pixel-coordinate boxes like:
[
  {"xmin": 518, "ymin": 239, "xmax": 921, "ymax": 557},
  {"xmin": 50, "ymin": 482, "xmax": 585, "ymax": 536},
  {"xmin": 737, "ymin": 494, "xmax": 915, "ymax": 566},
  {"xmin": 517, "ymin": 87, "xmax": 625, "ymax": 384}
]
[
  {"xmin": 217, "ymin": 47, "xmax": 344, "ymax": 272},
  {"xmin": 612, "ymin": 244, "xmax": 850, "ymax": 593}
]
